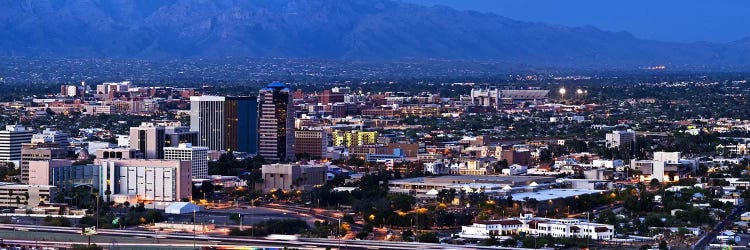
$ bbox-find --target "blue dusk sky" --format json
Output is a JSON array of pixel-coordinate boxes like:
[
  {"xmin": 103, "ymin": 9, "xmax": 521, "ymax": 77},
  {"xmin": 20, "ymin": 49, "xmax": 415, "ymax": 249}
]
[{"xmin": 402, "ymin": 0, "xmax": 750, "ymax": 43}]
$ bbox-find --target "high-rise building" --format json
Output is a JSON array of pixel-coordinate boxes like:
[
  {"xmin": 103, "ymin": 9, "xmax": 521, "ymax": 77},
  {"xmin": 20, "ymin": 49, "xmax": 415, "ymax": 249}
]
[
  {"xmin": 0, "ymin": 125, "xmax": 34, "ymax": 167},
  {"xmin": 191, "ymin": 95, "xmax": 225, "ymax": 151},
  {"xmin": 258, "ymin": 82, "xmax": 295, "ymax": 162},
  {"xmin": 225, "ymin": 96, "xmax": 259, "ymax": 154},
  {"xmin": 164, "ymin": 143, "xmax": 209, "ymax": 179},
  {"xmin": 129, "ymin": 124, "xmax": 166, "ymax": 159},
  {"xmin": 294, "ymin": 130, "xmax": 328, "ymax": 159},
  {"xmin": 190, "ymin": 96, "xmax": 258, "ymax": 153}
]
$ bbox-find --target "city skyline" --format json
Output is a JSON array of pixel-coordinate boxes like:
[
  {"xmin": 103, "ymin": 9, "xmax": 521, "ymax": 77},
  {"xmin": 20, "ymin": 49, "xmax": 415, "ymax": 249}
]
[{"xmin": 0, "ymin": 1, "xmax": 748, "ymax": 249}]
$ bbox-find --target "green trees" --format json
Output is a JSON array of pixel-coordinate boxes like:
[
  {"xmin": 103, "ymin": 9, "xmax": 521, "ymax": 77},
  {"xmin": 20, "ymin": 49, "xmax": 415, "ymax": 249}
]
[
  {"xmin": 597, "ymin": 210, "xmax": 617, "ymax": 225},
  {"xmin": 80, "ymin": 204, "xmax": 166, "ymax": 228},
  {"xmin": 480, "ymin": 233, "xmax": 500, "ymax": 246},
  {"xmin": 387, "ymin": 194, "xmax": 416, "ymax": 211},
  {"xmin": 208, "ymin": 153, "xmax": 264, "ymax": 176},
  {"xmin": 659, "ymin": 240, "xmax": 668, "ymax": 250},
  {"xmin": 650, "ymin": 178, "xmax": 661, "ymax": 188},
  {"xmin": 43, "ymin": 216, "xmax": 71, "ymax": 227},
  {"xmin": 310, "ymin": 220, "xmax": 346, "ymax": 238},
  {"xmin": 417, "ymin": 232, "xmax": 439, "ymax": 243},
  {"xmin": 229, "ymin": 213, "xmax": 241, "ymax": 224}
]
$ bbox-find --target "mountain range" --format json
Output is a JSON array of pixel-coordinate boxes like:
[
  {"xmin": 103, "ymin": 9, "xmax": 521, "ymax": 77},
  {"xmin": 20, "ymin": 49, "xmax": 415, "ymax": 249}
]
[{"xmin": 1, "ymin": 0, "xmax": 750, "ymax": 70}]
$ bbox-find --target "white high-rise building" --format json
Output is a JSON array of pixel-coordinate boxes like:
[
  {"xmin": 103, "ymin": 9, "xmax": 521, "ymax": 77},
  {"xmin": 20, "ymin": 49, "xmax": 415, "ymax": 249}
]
[
  {"xmin": 0, "ymin": 125, "xmax": 34, "ymax": 167},
  {"xmin": 190, "ymin": 95, "xmax": 226, "ymax": 151},
  {"xmin": 164, "ymin": 143, "xmax": 209, "ymax": 179}
]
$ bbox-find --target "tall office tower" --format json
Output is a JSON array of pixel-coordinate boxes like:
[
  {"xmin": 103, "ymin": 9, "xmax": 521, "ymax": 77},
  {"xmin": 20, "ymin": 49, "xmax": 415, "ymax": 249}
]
[
  {"xmin": 164, "ymin": 143, "xmax": 209, "ymax": 179},
  {"xmin": 129, "ymin": 124, "xmax": 166, "ymax": 159},
  {"xmin": 225, "ymin": 96, "xmax": 259, "ymax": 154},
  {"xmin": 258, "ymin": 82, "xmax": 295, "ymax": 162},
  {"xmin": 190, "ymin": 96, "xmax": 226, "ymax": 151},
  {"xmin": 31, "ymin": 129, "xmax": 70, "ymax": 147},
  {"xmin": 190, "ymin": 96, "xmax": 258, "ymax": 153},
  {"xmin": 0, "ymin": 125, "xmax": 34, "ymax": 167}
]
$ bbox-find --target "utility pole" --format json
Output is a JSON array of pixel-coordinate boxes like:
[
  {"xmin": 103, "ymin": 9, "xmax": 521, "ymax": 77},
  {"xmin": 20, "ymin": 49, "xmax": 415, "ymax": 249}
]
[
  {"xmin": 154, "ymin": 221, "xmax": 159, "ymax": 243},
  {"xmin": 587, "ymin": 212, "xmax": 590, "ymax": 249},
  {"xmin": 193, "ymin": 208, "xmax": 197, "ymax": 250},
  {"xmin": 251, "ymin": 200, "xmax": 254, "ymax": 236},
  {"xmin": 96, "ymin": 194, "xmax": 100, "ymax": 230}
]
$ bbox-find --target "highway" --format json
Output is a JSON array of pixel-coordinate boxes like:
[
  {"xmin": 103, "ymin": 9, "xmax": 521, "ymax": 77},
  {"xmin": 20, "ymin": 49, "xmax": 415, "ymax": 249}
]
[{"xmin": 0, "ymin": 224, "xmax": 520, "ymax": 249}]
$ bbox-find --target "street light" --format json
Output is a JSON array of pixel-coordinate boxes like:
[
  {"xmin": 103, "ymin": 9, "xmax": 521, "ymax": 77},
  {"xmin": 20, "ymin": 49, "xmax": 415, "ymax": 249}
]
[{"xmin": 559, "ymin": 87, "xmax": 567, "ymax": 102}]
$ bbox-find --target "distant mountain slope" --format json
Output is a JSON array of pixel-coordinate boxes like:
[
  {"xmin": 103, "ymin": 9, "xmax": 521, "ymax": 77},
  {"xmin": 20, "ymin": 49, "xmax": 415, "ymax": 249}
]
[{"xmin": 0, "ymin": 0, "xmax": 749, "ymax": 69}]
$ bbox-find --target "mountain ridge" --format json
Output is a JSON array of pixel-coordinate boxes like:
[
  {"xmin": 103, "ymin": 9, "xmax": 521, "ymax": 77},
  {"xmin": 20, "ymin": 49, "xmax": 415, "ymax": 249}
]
[{"xmin": 1, "ymin": 0, "xmax": 749, "ymax": 70}]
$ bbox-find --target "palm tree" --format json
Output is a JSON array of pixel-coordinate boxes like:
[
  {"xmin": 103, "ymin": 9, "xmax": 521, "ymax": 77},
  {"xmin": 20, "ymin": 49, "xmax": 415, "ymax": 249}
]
[{"xmin": 105, "ymin": 189, "xmax": 112, "ymax": 204}]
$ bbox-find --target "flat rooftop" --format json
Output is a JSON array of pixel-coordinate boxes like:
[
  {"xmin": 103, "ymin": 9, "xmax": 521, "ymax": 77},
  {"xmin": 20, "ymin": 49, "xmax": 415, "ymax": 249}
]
[
  {"xmin": 0, "ymin": 182, "xmax": 55, "ymax": 188},
  {"xmin": 509, "ymin": 189, "xmax": 606, "ymax": 201},
  {"xmin": 390, "ymin": 175, "xmax": 555, "ymax": 186}
]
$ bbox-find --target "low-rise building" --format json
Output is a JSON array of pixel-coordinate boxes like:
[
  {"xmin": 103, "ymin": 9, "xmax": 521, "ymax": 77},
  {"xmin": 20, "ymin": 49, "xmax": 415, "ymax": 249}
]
[
  {"xmin": 0, "ymin": 183, "xmax": 56, "ymax": 208},
  {"xmin": 459, "ymin": 220, "xmax": 523, "ymax": 239},
  {"xmin": 366, "ymin": 148, "xmax": 407, "ymax": 163},
  {"xmin": 261, "ymin": 163, "xmax": 327, "ymax": 192},
  {"xmin": 95, "ymin": 148, "xmax": 143, "ymax": 159},
  {"xmin": 97, "ymin": 159, "xmax": 192, "ymax": 203},
  {"xmin": 632, "ymin": 152, "xmax": 694, "ymax": 183},
  {"xmin": 20, "ymin": 146, "xmax": 68, "ymax": 184},
  {"xmin": 459, "ymin": 214, "xmax": 614, "ymax": 240}
]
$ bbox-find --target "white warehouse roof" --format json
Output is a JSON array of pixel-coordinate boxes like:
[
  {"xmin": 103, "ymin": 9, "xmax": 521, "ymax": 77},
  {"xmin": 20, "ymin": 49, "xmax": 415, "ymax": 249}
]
[{"xmin": 164, "ymin": 202, "xmax": 203, "ymax": 214}]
